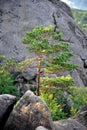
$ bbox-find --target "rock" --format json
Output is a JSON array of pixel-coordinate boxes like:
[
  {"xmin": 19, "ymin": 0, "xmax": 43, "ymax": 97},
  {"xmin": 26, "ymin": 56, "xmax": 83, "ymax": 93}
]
[
  {"xmin": 54, "ymin": 118, "xmax": 87, "ymax": 130},
  {"xmin": 15, "ymin": 73, "xmax": 24, "ymax": 83},
  {"xmin": 0, "ymin": 94, "xmax": 16, "ymax": 130},
  {"xmin": 19, "ymin": 83, "xmax": 37, "ymax": 95},
  {"xmin": 35, "ymin": 126, "xmax": 49, "ymax": 130},
  {"xmin": 75, "ymin": 105, "xmax": 87, "ymax": 128},
  {"xmin": 14, "ymin": 72, "xmax": 37, "ymax": 95},
  {"xmin": 2, "ymin": 92, "xmax": 87, "ymax": 130},
  {"xmin": 4, "ymin": 90, "xmax": 54, "ymax": 130},
  {"xmin": 84, "ymin": 60, "xmax": 87, "ymax": 68},
  {"xmin": 77, "ymin": 105, "xmax": 87, "ymax": 113},
  {"xmin": 1, "ymin": 0, "xmax": 87, "ymax": 87},
  {"xmin": 79, "ymin": 69, "xmax": 87, "ymax": 86},
  {"xmin": 71, "ymin": 69, "xmax": 85, "ymax": 88},
  {"xmin": 22, "ymin": 68, "xmax": 37, "ymax": 80},
  {"xmin": 85, "ymin": 30, "xmax": 87, "ymax": 37},
  {"xmin": 77, "ymin": 111, "xmax": 87, "ymax": 124}
]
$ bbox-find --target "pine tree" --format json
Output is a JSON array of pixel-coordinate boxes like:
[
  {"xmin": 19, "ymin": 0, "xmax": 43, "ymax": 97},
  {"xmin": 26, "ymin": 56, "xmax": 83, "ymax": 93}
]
[{"xmin": 22, "ymin": 25, "xmax": 77, "ymax": 96}]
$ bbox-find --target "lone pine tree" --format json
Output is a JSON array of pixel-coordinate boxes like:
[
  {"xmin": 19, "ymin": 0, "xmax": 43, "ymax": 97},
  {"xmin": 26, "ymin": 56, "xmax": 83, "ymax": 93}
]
[{"xmin": 22, "ymin": 25, "xmax": 77, "ymax": 96}]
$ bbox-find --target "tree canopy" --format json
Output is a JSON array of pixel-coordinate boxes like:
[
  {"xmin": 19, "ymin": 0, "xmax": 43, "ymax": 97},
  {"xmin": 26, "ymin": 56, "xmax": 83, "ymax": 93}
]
[{"xmin": 22, "ymin": 25, "xmax": 77, "ymax": 95}]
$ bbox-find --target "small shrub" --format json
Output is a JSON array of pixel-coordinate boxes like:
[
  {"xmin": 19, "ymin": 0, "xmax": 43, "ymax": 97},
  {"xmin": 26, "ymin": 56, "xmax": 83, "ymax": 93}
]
[
  {"xmin": 0, "ymin": 73, "xmax": 18, "ymax": 96},
  {"xmin": 41, "ymin": 88, "xmax": 67, "ymax": 120},
  {"xmin": 0, "ymin": 56, "xmax": 18, "ymax": 96},
  {"xmin": 41, "ymin": 84, "xmax": 87, "ymax": 120},
  {"xmin": 68, "ymin": 86, "xmax": 87, "ymax": 116}
]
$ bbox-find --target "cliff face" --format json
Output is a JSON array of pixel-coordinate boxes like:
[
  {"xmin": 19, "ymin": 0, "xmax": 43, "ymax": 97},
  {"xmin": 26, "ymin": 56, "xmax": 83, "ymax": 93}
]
[{"xmin": 0, "ymin": 0, "xmax": 87, "ymax": 87}]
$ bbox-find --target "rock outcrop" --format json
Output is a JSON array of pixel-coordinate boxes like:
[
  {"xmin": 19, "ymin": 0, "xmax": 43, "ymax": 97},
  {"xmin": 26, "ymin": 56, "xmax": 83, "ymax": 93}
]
[
  {"xmin": 4, "ymin": 90, "xmax": 54, "ymax": 130},
  {"xmin": 14, "ymin": 70, "xmax": 37, "ymax": 95},
  {"xmin": 0, "ymin": 0, "xmax": 87, "ymax": 87},
  {"xmin": 1, "ymin": 1, "xmax": 87, "ymax": 128},
  {"xmin": 75, "ymin": 105, "xmax": 87, "ymax": 128},
  {"xmin": 2, "ymin": 91, "xmax": 87, "ymax": 130},
  {"xmin": 54, "ymin": 118, "xmax": 87, "ymax": 130},
  {"xmin": 0, "ymin": 94, "xmax": 16, "ymax": 130}
]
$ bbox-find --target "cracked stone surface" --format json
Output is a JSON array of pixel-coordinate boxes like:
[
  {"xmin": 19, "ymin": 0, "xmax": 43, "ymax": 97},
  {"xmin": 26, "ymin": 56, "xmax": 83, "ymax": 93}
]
[
  {"xmin": 0, "ymin": 94, "xmax": 16, "ymax": 130},
  {"xmin": 4, "ymin": 90, "xmax": 55, "ymax": 130},
  {"xmin": 4, "ymin": 91, "xmax": 87, "ymax": 130},
  {"xmin": 0, "ymin": 0, "xmax": 87, "ymax": 87}
]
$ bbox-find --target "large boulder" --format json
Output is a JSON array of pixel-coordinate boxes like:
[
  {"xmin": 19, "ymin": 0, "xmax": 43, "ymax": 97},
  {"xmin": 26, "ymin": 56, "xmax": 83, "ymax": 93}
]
[
  {"xmin": 0, "ymin": 0, "xmax": 87, "ymax": 86},
  {"xmin": 3, "ymin": 91, "xmax": 87, "ymax": 130},
  {"xmin": 0, "ymin": 94, "xmax": 16, "ymax": 130},
  {"xmin": 4, "ymin": 90, "xmax": 55, "ymax": 130}
]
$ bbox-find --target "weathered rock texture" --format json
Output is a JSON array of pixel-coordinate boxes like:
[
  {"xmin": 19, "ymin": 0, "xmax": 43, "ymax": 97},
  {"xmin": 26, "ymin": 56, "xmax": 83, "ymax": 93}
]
[
  {"xmin": 54, "ymin": 105, "xmax": 87, "ymax": 130},
  {"xmin": 0, "ymin": 0, "xmax": 87, "ymax": 86},
  {"xmin": 3, "ymin": 91, "xmax": 87, "ymax": 130},
  {"xmin": 75, "ymin": 105, "xmax": 87, "ymax": 128},
  {"xmin": 14, "ymin": 70, "xmax": 37, "ymax": 95},
  {"xmin": 0, "ymin": 94, "xmax": 16, "ymax": 130},
  {"xmin": 54, "ymin": 118, "xmax": 87, "ymax": 130},
  {"xmin": 4, "ymin": 90, "xmax": 54, "ymax": 130}
]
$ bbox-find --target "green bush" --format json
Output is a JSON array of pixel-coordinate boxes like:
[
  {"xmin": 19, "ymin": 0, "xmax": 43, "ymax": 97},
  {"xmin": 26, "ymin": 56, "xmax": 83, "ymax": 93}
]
[
  {"xmin": 41, "ymin": 87, "xmax": 67, "ymax": 120},
  {"xmin": 41, "ymin": 85, "xmax": 87, "ymax": 121},
  {"xmin": 68, "ymin": 86, "xmax": 87, "ymax": 116},
  {"xmin": 0, "ymin": 56, "xmax": 18, "ymax": 96},
  {"xmin": 71, "ymin": 8, "xmax": 87, "ymax": 30},
  {"xmin": 0, "ymin": 73, "xmax": 18, "ymax": 96}
]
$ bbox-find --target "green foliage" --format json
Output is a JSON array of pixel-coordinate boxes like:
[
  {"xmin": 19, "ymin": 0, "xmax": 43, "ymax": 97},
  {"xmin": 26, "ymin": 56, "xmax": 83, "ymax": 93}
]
[
  {"xmin": 0, "ymin": 73, "xmax": 18, "ymax": 96},
  {"xmin": 22, "ymin": 25, "xmax": 77, "ymax": 95},
  {"xmin": 40, "ymin": 75, "xmax": 74, "ymax": 120},
  {"xmin": 46, "ymin": 52, "xmax": 77, "ymax": 72},
  {"xmin": 22, "ymin": 26, "xmax": 77, "ymax": 72},
  {"xmin": 22, "ymin": 25, "xmax": 79, "ymax": 121},
  {"xmin": 41, "ymin": 75, "xmax": 74, "ymax": 87},
  {"xmin": 41, "ymin": 90, "xmax": 67, "ymax": 120},
  {"xmin": 0, "ymin": 55, "xmax": 6, "ymax": 61},
  {"xmin": 53, "ymin": 32, "xmax": 62, "ymax": 40},
  {"xmin": 0, "ymin": 56, "xmax": 18, "ymax": 96},
  {"xmin": 22, "ymin": 25, "xmax": 66, "ymax": 55},
  {"xmin": 0, "ymin": 57, "xmax": 16, "ymax": 73},
  {"xmin": 68, "ymin": 86, "xmax": 87, "ymax": 116},
  {"xmin": 17, "ymin": 57, "xmax": 36, "ymax": 71},
  {"xmin": 71, "ymin": 8, "xmax": 87, "ymax": 30},
  {"xmin": 41, "ymin": 84, "xmax": 87, "ymax": 120}
]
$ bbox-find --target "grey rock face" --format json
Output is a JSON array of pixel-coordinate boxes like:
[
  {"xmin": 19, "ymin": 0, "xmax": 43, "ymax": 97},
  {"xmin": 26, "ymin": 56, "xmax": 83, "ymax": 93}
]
[
  {"xmin": 3, "ymin": 92, "xmax": 87, "ymax": 130},
  {"xmin": 0, "ymin": 0, "xmax": 54, "ymax": 61},
  {"xmin": 14, "ymin": 70, "xmax": 37, "ymax": 95},
  {"xmin": 84, "ymin": 60, "xmax": 87, "ymax": 68},
  {"xmin": 4, "ymin": 90, "xmax": 54, "ymax": 130},
  {"xmin": 0, "ymin": 0, "xmax": 87, "ymax": 86},
  {"xmin": 75, "ymin": 105, "xmax": 87, "ymax": 128},
  {"xmin": 54, "ymin": 118, "xmax": 87, "ymax": 130},
  {"xmin": 71, "ymin": 69, "xmax": 85, "ymax": 88},
  {"xmin": 22, "ymin": 68, "xmax": 37, "ymax": 80},
  {"xmin": 76, "ymin": 111, "xmax": 87, "ymax": 128},
  {"xmin": 0, "ymin": 94, "xmax": 16, "ymax": 130}
]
